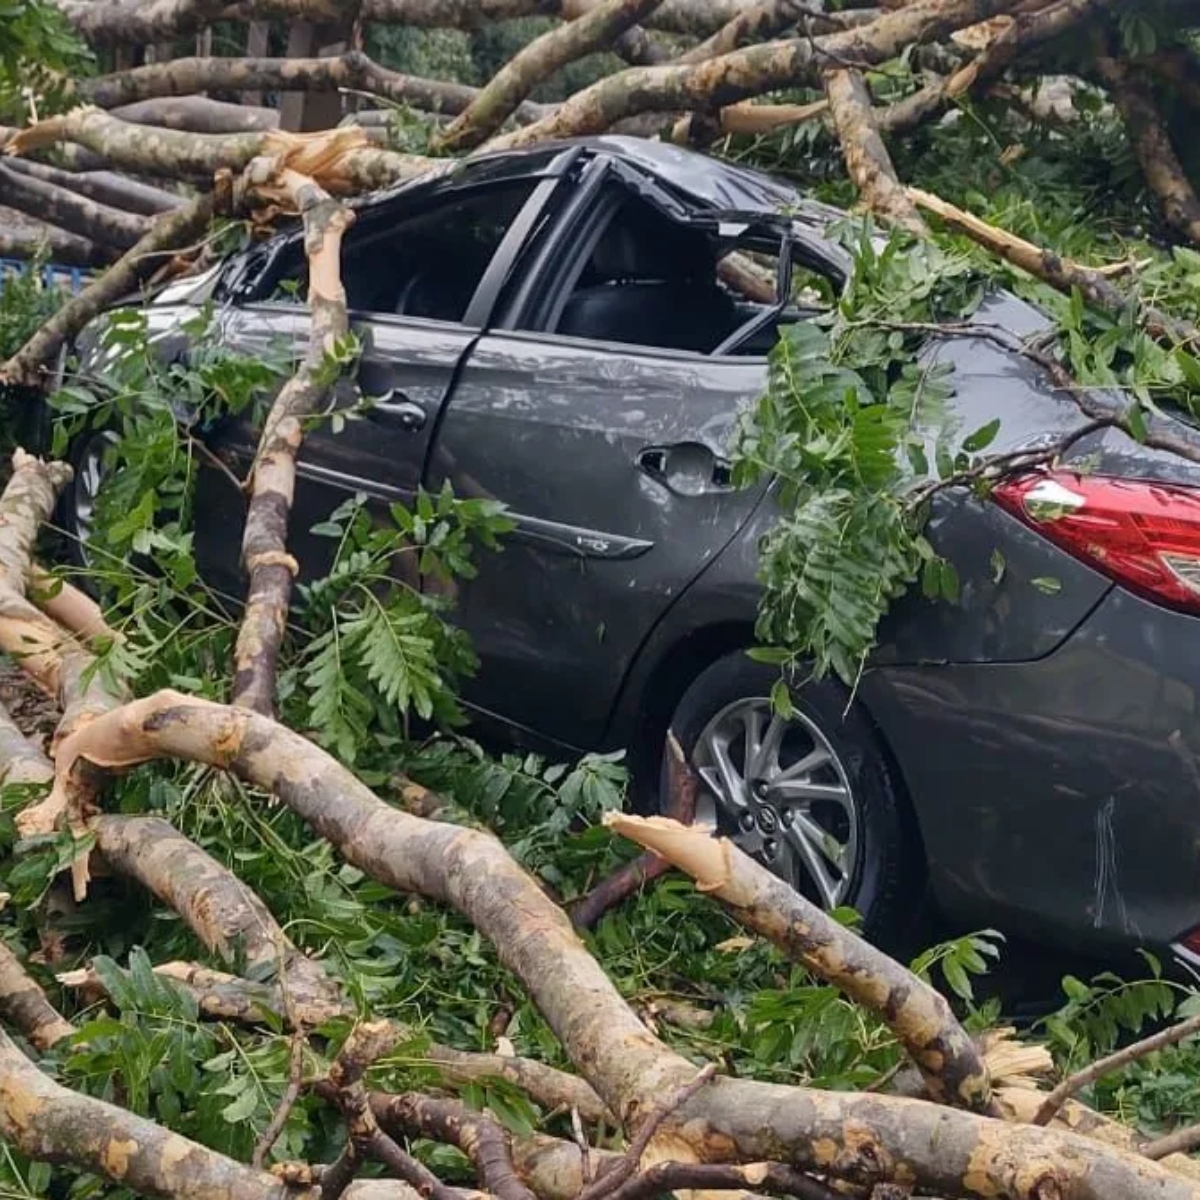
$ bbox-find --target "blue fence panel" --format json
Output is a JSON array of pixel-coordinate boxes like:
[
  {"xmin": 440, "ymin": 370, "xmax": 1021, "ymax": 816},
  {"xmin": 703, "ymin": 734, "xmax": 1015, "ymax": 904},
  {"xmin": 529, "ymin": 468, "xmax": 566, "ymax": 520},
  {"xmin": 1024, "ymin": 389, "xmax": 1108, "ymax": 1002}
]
[{"xmin": 0, "ymin": 257, "xmax": 93, "ymax": 295}]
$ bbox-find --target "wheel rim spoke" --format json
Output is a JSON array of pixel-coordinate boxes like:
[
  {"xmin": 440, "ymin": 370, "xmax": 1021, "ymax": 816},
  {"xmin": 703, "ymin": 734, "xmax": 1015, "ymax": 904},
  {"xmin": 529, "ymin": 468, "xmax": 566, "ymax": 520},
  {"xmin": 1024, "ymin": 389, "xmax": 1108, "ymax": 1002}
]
[
  {"xmin": 698, "ymin": 730, "xmax": 749, "ymax": 816},
  {"xmin": 748, "ymin": 711, "xmax": 786, "ymax": 780},
  {"xmin": 775, "ymin": 746, "xmax": 831, "ymax": 783},
  {"xmin": 784, "ymin": 818, "xmax": 844, "ymax": 908},
  {"xmin": 773, "ymin": 778, "xmax": 849, "ymax": 804}
]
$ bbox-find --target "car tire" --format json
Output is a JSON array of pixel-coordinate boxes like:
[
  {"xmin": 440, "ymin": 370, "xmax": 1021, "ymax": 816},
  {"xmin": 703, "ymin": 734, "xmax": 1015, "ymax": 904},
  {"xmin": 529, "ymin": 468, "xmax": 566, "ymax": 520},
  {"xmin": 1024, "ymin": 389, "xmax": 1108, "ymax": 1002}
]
[{"xmin": 662, "ymin": 651, "xmax": 924, "ymax": 948}]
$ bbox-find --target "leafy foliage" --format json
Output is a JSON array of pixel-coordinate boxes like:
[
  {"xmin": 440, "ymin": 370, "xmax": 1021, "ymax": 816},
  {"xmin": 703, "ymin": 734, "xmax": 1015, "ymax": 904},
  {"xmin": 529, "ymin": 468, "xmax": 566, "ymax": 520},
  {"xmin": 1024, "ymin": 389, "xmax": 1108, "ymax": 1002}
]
[
  {"xmin": 733, "ymin": 230, "xmax": 993, "ymax": 685},
  {"xmin": 0, "ymin": 0, "xmax": 93, "ymax": 122}
]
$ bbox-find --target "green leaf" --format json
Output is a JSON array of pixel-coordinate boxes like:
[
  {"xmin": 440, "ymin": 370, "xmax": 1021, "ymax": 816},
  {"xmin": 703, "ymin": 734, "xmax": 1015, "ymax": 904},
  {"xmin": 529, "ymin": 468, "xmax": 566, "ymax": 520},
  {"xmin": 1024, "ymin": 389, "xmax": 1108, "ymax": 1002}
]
[
  {"xmin": 1031, "ymin": 576, "xmax": 1062, "ymax": 595},
  {"xmin": 962, "ymin": 418, "xmax": 1001, "ymax": 453}
]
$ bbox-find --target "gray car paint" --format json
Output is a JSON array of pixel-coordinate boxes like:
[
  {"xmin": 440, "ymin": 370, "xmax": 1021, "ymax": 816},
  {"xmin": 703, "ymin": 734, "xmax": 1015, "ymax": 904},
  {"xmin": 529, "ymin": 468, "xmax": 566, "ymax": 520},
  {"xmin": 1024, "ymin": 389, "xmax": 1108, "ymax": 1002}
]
[{"xmin": 67, "ymin": 137, "xmax": 1200, "ymax": 958}]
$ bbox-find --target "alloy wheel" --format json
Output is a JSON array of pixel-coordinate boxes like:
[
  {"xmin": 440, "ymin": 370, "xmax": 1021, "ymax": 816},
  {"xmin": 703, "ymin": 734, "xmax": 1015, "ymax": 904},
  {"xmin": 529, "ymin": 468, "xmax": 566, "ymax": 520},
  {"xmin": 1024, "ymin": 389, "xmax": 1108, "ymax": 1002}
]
[{"xmin": 692, "ymin": 697, "xmax": 860, "ymax": 908}]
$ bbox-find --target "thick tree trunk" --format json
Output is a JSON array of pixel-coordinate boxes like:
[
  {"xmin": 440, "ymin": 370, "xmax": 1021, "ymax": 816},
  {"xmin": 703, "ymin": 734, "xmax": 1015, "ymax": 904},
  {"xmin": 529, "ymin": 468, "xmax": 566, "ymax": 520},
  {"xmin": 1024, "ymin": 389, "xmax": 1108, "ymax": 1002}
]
[
  {"xmin": 111, "ymin": 96, "xmax": 282, "ymax": 133},
  {"xmin": 2, "ymin": 159, "xmax": 183, "ymax": 215}
]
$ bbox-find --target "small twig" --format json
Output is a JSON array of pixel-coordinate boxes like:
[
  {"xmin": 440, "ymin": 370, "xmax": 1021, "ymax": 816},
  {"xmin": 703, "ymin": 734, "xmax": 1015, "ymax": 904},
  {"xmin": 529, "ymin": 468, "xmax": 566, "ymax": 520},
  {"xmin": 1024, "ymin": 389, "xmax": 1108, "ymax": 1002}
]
[
  {"xmin": 366, "ymin": 1128, "xmax": 460, "ymax": 1200},
  {"xmin": 572, "ymin": 1106, "xmax": 593, "ymax": 1185},
  {"xmin": 1142, "ymin": 1119, "xmax": 1200, "ymax": 1161},
  {"xmin": 253, "ymin": 1031, "xmax": 305, "ymax": 1168},
  {"xmin": 570, "ymin": 731, "xmax": 698, "ymax": 931},
  {"xmin": 1034, "ymin": 1011, "xmax": 1200, "ymax": 1125},
  {"xmin": 320, "ymin": 1143, "xmax": 359, "ymax": 1200},
  {"xmin": 579, "ymin": 1064, "xmax": 717, "ymax": 1200}
]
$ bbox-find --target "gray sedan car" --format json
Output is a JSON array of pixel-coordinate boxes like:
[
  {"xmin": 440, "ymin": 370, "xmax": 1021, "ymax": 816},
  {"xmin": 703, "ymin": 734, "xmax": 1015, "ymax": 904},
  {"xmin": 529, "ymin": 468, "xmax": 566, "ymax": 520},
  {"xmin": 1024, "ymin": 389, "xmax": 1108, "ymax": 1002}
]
[{"xmin": 60, "ymin": 137, "xmax": 1200, "ymax": 958}]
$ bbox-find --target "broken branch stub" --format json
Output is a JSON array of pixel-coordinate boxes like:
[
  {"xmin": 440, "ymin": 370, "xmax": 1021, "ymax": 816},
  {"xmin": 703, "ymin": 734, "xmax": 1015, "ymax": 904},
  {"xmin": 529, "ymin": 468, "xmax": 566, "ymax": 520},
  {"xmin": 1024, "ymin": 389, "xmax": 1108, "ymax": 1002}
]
[{"xmin": 607, "ymin": 813, "xmax": 994, "ymax": 1114}]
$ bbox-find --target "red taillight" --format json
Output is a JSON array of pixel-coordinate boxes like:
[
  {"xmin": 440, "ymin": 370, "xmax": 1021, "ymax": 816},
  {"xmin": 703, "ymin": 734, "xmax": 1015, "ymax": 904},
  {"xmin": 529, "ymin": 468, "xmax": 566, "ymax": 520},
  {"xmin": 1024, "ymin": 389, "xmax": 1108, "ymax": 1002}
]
[{"xmin": 992, "ymin": 470, "xmax": 1200, "ymax": 613}]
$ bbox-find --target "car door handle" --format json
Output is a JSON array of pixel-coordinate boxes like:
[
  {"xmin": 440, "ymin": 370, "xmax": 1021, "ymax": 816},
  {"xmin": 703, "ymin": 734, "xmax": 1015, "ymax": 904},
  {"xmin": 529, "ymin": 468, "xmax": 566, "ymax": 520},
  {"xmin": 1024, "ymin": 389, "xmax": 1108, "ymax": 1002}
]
[
  {"xmin": 638, "ymin": 443, "xmax": 733, "ymax": 493},
  {"xmin": 368, "ymin": 390, "xmax": 427, "ymax": 432}
]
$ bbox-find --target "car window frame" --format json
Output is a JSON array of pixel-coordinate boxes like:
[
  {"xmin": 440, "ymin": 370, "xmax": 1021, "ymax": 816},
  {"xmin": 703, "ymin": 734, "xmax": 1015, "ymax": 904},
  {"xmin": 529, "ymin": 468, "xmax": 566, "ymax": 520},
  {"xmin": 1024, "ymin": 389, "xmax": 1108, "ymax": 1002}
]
[
  {"xmin": 243, "ymin": 174, "xmax": 567, "ymax": 332},
  {"xmin": 496, "ymin": 163, "xmax": 848, "ymax": 363}
]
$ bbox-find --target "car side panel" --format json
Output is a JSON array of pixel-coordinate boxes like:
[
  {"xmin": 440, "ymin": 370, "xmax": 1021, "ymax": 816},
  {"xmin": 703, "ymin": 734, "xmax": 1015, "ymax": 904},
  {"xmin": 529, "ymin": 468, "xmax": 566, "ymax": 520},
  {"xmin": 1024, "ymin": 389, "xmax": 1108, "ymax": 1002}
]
[
  {"xmin": 428, "ymin": 331, "xmax": 770, "ymax": 747},
  {"xmin": 859, "ymin": 586, "xmax": 1200, "ymax": 951}
]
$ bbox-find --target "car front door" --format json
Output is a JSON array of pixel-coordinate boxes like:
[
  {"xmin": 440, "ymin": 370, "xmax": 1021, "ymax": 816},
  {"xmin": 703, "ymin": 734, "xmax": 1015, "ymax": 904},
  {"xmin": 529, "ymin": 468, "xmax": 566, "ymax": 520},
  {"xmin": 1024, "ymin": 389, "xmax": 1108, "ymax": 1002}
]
[
  {"xmin": 193, "ymin": 173, "xmax": 561, "ymax": 588},
  {"xmin": 427, "ymin": 168, "xmax": 835, "ymax": 750}
]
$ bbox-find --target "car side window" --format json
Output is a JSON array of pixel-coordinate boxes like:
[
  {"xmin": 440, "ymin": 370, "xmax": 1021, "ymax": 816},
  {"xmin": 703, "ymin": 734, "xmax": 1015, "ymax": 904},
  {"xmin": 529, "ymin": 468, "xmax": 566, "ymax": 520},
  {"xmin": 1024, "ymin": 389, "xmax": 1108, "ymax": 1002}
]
[
  {"xmin": 265, "ymin": 181, "xmax": 537, "ymax": 323},
  {"xmin": 535, "ymin": 192, "xmax": 838, "ymax": 357}
]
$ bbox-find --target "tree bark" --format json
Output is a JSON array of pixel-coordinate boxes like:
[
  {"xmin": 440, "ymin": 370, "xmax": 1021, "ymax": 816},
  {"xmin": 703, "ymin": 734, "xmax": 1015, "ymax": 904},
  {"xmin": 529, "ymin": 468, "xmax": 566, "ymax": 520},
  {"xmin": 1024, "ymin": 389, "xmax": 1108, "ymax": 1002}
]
[
  {"xmin": 39, "ymin": 688, "xmax": 1200, "ymax": 1199},
  {"xmin": 55, "ymin": 0, "xmax": 763, "ymax": 45},
  {"xmin": 907, "ymin": 186, "xmax": 1200, "ymax": 346},
  {"xmin": 232, "ymin": 171, "xmax": 353, "ymax": 716},
  {"xmin": 494, "ymin": 0, "xmax": 1024, "ymax": 147},
  {"xmin": 440, "ymin": 0, "xmax": 667, "ymax": 151},
  {"xmin": 0, "ymin": 161, "xmax": 151, "ymax": 251},
  {"xmin": 0, "ymin": 225, "xmax": 109, "ymax": 268},
  {"xmin": 0, "ymin": 195, "xmax": 214, "ymax": 390},
  {"xmin": 0, "ymin": 1027, "xmax": 295, "ymax": 1200},
  {"xmin": 0, "ymin": 945, "xmax": 76, "ymax": 1051},
  {"xmin": 3, "ymin": 159, "xmax": 184, "ymax": 215},
  {"xmin": 111, "ymin": 96, "xmax": 282, "ymax": 133},
  {"xmin": 608, "ymin": 814, "xmax": 991, "ymax": 1112},
  {"xmin": 80, "ymin": 51, "xmax": 549, "ymax": 123},
  {"xmin": 824, "ymin": 68, "xmax": 928, "ymax": 235},
  {"xmin": 5, "ymin": 108, "xmax": 435, "ymax": 191},
  {"xmin": 1096, "ymin": 55, "xmax": 1200, "ymax": 247},
  {"xmin": 91, "ymin": 814, "xmax": 344, "ymax": 1018}
]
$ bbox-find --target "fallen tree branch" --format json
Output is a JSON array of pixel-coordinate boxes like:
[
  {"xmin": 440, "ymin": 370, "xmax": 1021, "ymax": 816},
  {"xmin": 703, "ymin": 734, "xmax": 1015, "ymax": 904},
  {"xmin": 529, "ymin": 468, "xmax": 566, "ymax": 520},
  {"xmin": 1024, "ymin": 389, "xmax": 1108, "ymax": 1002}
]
[
  {"xmin": 677, "ymin": 0, "xmax": 863, "ymax": 63},
  {"xmin": 79, "ymin": 52, "xmax": 548, "ymax": 124},
  {"xmin": 1144, "ymin": 1122, "xmax": 1200, "ymax": 1163},
  {"xmin": 875, "ymin": 0, "xmax": 1113, "ymax": 136},
  {"xmin": 232, "ymin": 169, "xmax": 353, "ymax": 716},
  {"xmin": 906, "ymin": 186, "xmax": 1200, "ymax": 347},
  {"xmin": 368, "ymin": 1093, "xmax": 539, "ymax": 1200},
  {"xmin": 0, "ymin": 160, "xmax": 150, "ymax": 251},
  {"xmin": 29, "ymin": 565, "xmax": 121, "ymax": 647},
  {"xmin": 4, "ymin": 109, "xmax": 436, "ymax": 192},
  {"xmin": 1095, "ymin": 55, "xmax": 1200, "ymax": 247},
  {"xmin": 111, "ymin": 97, "xmax": 282, "ymax": 134},
  {"xmin": 492, "ymin": 0, "xmax": 1025, "ymax": 147},
  {"xmin": 0, "ymin": 1025, "xmax": 292, "ymax": 1198},
  {"xmin": 570, "ymin": 731, "xmax": 697, "ymax": 930},
  {"xmin": 55, "ymin": 0, "xmax": 760, "ymax": 45},
  {"xmin": 607, "ymin": 814, "xmax": 994, "ymax": 1113},
  {"xmin": 441, "ymin": 0, "xmax": 667, "ymax": 151},
  {"xmin": 2, "ymin": 159, "xmax": 185, "ymax": 215},
  {"xmin": 61, "ymin": 958, "xmax": 614, "ymax": 1122},
  {"xmin": 0, "ymin": 224, "xmax": 109, "ymax": 269},
  {"xmin": 0, "ymin": 943, "xmax": 76, "ymax": 1051},
  {"xmin": 577, "ymin": 1064, "xmax": 716, "ymax": 1200},
  {"xmin": 1033, "ymin": 1010, "xmax": 1200, "ymax": 1125},
  {"xmin": 824, "ymin": 68, "xmax": 927, "ymax": 234},
  {"xmin": 90, "ymin": 813, "xmax": 343, "ymax": 1016},
  {"xmin": 0, "ymin": 452, "xmax": 121, "ymax": 744},
  {"xmin": 0, "ymin": 194, "xmax": 214, "ymax": 390}
]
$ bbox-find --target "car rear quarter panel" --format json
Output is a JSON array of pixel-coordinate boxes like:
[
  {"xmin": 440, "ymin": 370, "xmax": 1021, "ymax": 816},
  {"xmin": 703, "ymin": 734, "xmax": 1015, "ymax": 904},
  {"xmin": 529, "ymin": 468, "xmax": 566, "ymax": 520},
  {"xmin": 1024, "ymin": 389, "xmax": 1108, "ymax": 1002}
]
[{"xmin": 860, "ymin": 588, "xmax": 1200, "ymax": 951}]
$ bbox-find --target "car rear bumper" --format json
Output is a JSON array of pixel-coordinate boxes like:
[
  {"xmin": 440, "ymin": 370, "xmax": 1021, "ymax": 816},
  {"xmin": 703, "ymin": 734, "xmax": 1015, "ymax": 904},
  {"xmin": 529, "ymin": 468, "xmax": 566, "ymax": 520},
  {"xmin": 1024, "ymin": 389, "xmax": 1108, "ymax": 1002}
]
[{"xmin": 860, "ymin": 585, "xmax": 1200, "ymax": 956}]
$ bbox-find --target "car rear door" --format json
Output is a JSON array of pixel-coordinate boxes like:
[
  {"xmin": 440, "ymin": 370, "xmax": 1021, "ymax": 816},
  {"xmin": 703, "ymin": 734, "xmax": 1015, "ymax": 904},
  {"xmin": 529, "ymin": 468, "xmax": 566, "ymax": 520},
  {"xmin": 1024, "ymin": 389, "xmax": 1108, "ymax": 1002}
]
[{"xmin": 193, "ymin": 169, "xmax": 567, "ymax": 588}]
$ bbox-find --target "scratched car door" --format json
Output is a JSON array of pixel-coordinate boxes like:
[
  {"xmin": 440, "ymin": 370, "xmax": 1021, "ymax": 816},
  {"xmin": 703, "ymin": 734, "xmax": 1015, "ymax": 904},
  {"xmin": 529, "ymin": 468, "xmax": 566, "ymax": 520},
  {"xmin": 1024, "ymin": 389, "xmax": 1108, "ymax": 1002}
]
[{"xmin": 427, "ymin": 331, "xmax": 771, "ymax": 750}]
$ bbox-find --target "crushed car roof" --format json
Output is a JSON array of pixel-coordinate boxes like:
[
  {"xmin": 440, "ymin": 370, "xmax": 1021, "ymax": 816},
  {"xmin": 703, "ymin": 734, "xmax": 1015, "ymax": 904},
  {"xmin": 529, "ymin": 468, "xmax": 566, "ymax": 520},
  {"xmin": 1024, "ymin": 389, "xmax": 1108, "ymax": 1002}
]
[{"xmin": 362, "ymin": 135, "xmax": 842, "ymax": 228}]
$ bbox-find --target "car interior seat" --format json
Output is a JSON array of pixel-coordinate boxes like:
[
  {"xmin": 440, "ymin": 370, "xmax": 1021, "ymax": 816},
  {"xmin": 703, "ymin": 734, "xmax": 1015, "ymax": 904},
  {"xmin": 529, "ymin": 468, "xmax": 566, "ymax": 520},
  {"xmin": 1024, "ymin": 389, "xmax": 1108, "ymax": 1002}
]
[{"xmin": 556, "ymin": 205, "xmax": 737, "ymax": 354}]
